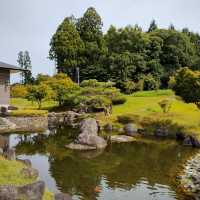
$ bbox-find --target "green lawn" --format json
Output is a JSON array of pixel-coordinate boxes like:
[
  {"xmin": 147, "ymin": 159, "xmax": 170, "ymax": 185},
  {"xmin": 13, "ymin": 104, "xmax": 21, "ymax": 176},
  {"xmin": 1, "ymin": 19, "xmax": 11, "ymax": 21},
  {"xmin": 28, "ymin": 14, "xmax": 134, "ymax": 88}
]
[
  {"xmin": 10, "ymin": 98, "xmax": 56, "ymax": 117},
  {"xmin": 11, "ymin": 90, "xmax": 200, "ymax": 139},
  {"xmin": 97, "ymin": 90, "xmax": 200, "ymax": 139},
  {"xmin": 11, "ymin": 98, "xmax": 56, "ymax": 110}
]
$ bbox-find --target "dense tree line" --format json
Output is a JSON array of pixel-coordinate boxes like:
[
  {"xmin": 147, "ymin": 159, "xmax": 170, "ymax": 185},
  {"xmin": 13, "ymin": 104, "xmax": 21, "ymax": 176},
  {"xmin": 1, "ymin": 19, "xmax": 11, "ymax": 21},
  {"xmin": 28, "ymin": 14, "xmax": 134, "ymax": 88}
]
[{"xmin": 49, "ymin": 7, "xmax": 200, "ymax": 90}]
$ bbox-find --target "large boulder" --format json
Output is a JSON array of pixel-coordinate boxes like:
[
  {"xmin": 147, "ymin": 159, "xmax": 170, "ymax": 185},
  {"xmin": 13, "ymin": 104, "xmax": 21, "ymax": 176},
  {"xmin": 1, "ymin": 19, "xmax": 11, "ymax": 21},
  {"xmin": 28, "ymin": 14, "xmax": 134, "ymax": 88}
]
[
  {"xmin": 18, "ymin": 181, "xmax": 45, "ymax": 200},
  {"xmin": 77, "ymin": 118, "xmax": 107, "ymax": 149},
  {"xmin": 0, "ymin": 181, "xmax": 45, "ymax": 200},
  {"xmin": 66, "ymin": 118, "xmax": 107, "ymax": 150},
  {"xmin": 78, "ymin": 134, "xmax": 107, "ymax": 149},
  {"xmin": 123, "ymin": 123, "xmax": 138, "ymax": 136},
  {"xmin": 79, "ymin": 118, "xmax": 98, "ymax": 135},
  {"xmin": 103, "ymin": 123, "xmax": 113, "ymax": 132}
]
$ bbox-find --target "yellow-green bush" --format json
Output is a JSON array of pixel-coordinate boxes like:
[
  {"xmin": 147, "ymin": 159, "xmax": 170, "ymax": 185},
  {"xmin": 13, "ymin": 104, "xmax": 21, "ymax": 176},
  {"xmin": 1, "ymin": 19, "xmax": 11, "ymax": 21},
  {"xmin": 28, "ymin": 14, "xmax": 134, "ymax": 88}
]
[
  {"xmin": 11, "ymin": 84, "xmax": 28, "ymax": 98},
  {"xmin": 117, "ymin": 114, "xmax": 140, "ymax": 124}
]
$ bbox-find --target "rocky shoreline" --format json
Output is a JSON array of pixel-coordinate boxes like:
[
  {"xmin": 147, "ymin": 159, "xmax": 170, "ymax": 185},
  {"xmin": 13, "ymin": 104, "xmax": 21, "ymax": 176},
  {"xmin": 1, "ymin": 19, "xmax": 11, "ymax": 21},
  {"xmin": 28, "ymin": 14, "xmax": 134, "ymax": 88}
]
[
  {"xmin": 1, "ymin": 111, "xmax": 200, "ymax": 148},
  {"xmin": 179, "ymin": 153, "xmax": 200, "ymax": 200},
  {"xmin": 0, "ymin": 150, "xmax": 73, "ymax": 200}
]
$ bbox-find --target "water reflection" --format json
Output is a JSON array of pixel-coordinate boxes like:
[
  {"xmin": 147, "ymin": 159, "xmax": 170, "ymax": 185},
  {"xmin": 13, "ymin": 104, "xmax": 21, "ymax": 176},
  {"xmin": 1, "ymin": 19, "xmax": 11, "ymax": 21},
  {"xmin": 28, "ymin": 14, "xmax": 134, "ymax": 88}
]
[{"xmin": 0, "ymin": 128, "xmax": 197, "ymax": 200}]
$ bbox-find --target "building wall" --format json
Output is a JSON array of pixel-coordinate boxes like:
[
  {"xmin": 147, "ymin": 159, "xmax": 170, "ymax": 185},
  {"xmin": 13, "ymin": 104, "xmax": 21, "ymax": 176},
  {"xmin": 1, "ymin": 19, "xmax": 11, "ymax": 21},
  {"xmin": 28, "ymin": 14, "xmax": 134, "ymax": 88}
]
[{"xmin": 0, "ymin": 69, "xmax": 10, "ymax": 105}]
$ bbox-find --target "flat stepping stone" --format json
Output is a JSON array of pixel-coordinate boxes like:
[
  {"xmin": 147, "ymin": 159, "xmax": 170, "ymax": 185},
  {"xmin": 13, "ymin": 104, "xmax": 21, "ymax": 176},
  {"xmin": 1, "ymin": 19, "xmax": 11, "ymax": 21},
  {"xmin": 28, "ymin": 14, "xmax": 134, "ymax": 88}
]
[
  {"xmin": 111, "ymin": 135, "xmax": 136, "ymax": 143},
  {"xmin": 65, "ymin": 143, "xmax": 96, "ymax": 150}
]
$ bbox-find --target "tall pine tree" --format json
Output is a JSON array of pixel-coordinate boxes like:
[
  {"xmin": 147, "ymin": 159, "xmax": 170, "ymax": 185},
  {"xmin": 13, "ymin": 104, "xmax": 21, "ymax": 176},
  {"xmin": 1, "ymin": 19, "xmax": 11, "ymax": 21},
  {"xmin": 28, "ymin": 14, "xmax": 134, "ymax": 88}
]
[
  {"xmin": 17, "ymin": 51, "xmax": 33, "ymax": 84},
  {"xmin": 76, "ymin": 7, "xmax": 107, "ymax": 81},
  {"xmin": 49, "ymin": 16, "xmax": 84, "ymax": 82},
  {"xmin": 148, "ymin": 19, "xmax": 158, "ymax": 32}
]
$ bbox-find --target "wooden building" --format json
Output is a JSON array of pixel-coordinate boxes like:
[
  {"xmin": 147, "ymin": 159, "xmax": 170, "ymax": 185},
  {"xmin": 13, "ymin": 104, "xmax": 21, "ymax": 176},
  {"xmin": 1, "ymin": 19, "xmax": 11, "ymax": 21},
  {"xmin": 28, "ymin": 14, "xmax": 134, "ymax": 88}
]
[{"xmin": 0, "ymin": 61, "xmax": 23, "ymax": 105}]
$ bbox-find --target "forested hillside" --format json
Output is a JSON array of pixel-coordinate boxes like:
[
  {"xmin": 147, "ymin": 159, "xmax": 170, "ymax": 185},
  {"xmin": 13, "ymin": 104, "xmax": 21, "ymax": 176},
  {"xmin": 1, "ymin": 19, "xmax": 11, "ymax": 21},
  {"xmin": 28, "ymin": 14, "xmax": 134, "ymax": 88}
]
[{"xmin": 49, "ymin": 7, "xmax": 200, "ymax": 90}]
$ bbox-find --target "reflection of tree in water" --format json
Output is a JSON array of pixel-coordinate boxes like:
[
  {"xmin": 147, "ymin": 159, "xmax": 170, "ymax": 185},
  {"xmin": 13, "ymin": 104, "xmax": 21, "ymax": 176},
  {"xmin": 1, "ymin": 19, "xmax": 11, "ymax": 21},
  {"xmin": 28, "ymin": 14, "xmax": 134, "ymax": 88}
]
[
  {"xmin": 49, "ymin": 140, "xmax": 197, "ymax": 200},
  {"xmin": 14, "ymin": 126, "xmax": 78, "ymax": 158},
  {"xmin": 6, "ymin": 128, "xmax": 197, "ymax": 200}
]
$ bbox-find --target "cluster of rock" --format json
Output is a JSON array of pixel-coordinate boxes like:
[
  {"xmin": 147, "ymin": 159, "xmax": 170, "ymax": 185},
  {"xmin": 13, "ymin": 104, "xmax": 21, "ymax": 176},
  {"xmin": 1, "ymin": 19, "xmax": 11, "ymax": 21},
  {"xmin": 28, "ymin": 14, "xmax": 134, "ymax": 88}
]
[
  {"xmin": 0, "ymin": 181, "xmax": 45, "ymax": 200},
  {"xmin": 48, "ymin": 111, "xmax": 82, "ymax": 129},
  {"xmin": 0, "ymin": 148, "xmax": 72, "ymax": 200},
  {"xmin": 0, "ymin": 116, "xmax": 48, "ymax": 133},
  {"xmin": 0, "ymin": 117, "xmax": 16, "ymax": 133},
  {"xmin": 179, "ymin": 153, "xmax": 200, "ymax": 200},
  {"xmin": 0, "ymin": 181, "xmax": 72, "ymax": 200},
  {"xmin": 104, "ymin": 122, "xmax": 139, "ymax": 143}
]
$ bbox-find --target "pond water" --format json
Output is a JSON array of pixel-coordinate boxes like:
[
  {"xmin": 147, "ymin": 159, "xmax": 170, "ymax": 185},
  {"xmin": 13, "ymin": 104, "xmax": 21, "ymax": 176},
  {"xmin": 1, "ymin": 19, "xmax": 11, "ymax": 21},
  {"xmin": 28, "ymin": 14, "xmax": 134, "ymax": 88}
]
[{"xmin": 0, "ymin": 127, "xmax": 197, "ymax": 200}]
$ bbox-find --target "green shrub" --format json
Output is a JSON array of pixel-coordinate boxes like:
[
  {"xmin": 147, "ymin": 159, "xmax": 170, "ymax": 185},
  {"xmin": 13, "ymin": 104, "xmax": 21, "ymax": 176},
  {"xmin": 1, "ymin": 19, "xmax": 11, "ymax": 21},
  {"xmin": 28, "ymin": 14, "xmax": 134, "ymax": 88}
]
[
  {"xmin": 80, "ymin": 79, "xmax": 114, "ymax": 88},
  {"xmin": 112, "ymin": 96, "xmax": 127, "ymax": 105},
  {"xmin": 80, "ymin": 79, "xmax": 99, "ymax": 87},
  {"xmin": 63, "ymin": 93, "xmax": 89, "ymax": 108},
  {"xmin": 117, "ymin": 114, "xmax": 140, "ymax": 124},
  {"xmin": 115, "ymin": 80, "xmax": 126, "ymax": 92},
  {"xmin": 26, "ymin": 84, "xmax": 53, "ymax": 109},
  {"xmin": 143, "ymin": 75, "xmax": 160, "ymax": 91},
  {"xmin": 86, "ymin": 96, "xmax": 111, "ymax": 112},
  {"xmin": 124, "ymin": 81, "xmax": 136, "ymax": 94},
  {"xmin": 172, "ymin": 67, "xmax": 200, "ymax": 109},
  {"xmin": 80, "ymin": 87, "xmax": 119, "ymax": 98},
  {"xmin": 140, "ymin": 117, "xmax": 183, "ymax": 138}
]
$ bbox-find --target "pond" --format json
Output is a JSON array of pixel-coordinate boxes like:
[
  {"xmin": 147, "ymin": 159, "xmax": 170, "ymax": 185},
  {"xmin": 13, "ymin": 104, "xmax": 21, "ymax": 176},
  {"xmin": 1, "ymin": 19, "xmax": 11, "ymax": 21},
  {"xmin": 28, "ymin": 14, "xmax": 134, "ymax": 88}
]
[{"xmin": 0, "ymin": 127, "xmax": 197, "ymax": 200}]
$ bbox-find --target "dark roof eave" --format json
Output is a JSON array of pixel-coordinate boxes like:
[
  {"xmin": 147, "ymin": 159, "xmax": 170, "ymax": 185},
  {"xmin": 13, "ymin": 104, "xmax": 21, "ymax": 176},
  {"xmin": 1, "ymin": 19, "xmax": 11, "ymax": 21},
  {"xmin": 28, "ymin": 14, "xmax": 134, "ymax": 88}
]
[{"xmin": 0, "ymin": 61, "xmax": 25, "ymax": 73}]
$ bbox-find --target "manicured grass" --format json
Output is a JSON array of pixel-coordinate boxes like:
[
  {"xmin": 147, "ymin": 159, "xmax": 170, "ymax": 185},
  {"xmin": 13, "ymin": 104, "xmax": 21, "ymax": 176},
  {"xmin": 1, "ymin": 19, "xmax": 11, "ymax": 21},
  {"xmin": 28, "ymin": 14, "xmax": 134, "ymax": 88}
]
[
  {"xmin": 11, "ymin": 98, "xmax": 56, "ymax": 111},
  {"xmin": 10, "ymin": 110, "xmax": 48, "ymax": 117},
  {"xmin": 133, "ymin": 89, "xmax": 173, "ymax": 97},
  {"xmin": 10, "ymin": 98, "xmax": 56, "ymax": 116},
  {"xmin": 0, "ymin": 156, "xmax": 36, "ymax": 186},
  {"xmin": 97, "ymin": 90, "xmax": 200, "ymax": 139}
]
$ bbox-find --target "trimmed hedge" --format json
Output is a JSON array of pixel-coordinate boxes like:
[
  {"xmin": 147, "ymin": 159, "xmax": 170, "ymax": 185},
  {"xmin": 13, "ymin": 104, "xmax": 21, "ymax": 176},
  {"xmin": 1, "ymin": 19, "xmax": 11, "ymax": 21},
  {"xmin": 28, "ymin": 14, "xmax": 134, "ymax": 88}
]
[{"xmin": 112, "ymin": 96, "xmax": 127, "ymax": 105}]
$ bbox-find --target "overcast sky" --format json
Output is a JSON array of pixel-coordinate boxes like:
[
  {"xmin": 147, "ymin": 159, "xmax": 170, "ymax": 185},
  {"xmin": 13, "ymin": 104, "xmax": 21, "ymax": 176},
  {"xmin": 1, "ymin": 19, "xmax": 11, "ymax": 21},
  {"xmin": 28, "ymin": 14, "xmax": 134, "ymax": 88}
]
[{"xmin": 0, "ymin": 0, "xmax": 200, "ymax": 82}]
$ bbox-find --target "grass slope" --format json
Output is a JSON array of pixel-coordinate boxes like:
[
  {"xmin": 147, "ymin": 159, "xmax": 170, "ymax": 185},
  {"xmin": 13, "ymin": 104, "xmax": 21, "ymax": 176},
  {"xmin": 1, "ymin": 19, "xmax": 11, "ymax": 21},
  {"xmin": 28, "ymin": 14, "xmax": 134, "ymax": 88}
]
[{"xmin": 97, "ymin": 89, "xmax": 200, "ymax": 139}]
